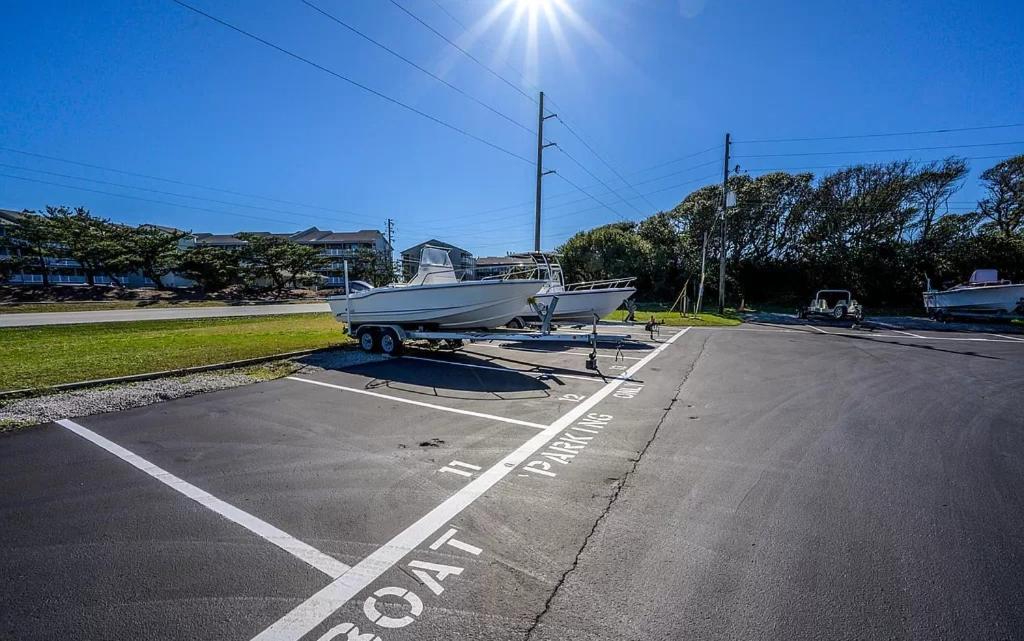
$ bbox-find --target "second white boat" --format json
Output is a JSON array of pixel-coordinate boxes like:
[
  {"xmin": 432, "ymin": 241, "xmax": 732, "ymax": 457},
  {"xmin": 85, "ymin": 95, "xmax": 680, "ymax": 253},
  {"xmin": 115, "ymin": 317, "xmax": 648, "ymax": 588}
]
[{"xmin": 501, "ymin": 253, "xmax": 636, "ymax": 326}]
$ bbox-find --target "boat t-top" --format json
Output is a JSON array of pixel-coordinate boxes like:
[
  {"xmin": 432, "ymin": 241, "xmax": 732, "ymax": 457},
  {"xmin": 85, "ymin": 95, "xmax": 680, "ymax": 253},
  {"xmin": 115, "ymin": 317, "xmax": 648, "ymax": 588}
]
[
  {"xmin": 327, "ymin": 246, "xmax": 545, "ymax": 331},
  {"xmin": 497, "ymin": 252, "xmax": 636, "ymax": 327}
]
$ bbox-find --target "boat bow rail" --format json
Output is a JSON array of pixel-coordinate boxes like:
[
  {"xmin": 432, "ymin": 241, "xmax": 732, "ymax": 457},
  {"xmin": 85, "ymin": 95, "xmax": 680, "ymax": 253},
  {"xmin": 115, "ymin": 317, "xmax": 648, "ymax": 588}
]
[{"xmin": 566, "ymin": 277, "xmax": 637, "ymax": 291}]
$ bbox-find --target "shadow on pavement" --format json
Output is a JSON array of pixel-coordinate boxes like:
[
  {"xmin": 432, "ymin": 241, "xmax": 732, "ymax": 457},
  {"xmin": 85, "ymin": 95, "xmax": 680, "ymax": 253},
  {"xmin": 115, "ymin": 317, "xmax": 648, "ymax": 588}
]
[
  {"xmin": 316, "ymin": 353, "xmax": 553, "ymax": 394},
  {"xmin": 830, "ymin": 332, "xmax": 1002, "ymax": 360}
]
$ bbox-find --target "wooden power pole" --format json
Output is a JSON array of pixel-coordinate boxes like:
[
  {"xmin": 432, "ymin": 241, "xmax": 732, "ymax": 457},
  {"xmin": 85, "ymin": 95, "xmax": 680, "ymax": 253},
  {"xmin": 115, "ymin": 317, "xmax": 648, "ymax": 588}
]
[
  {"xmin": 534, "ymin": 91, "xmax": 556, "ymax": 252},
  {"xmin": 718, "ymin": 132, "xmax": 731, "ymax": 314}
]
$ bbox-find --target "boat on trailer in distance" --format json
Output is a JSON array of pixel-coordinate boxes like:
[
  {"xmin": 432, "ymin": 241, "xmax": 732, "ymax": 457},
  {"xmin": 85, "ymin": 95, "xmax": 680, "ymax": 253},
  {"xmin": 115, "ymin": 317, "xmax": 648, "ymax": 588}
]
[
  {"xmin": 923, "ymin": 269, "xmax": 1024, "ymax": 321},
  {"xmin": 499, "ymin": 252, "xmax": 637, "ymax": 328}
]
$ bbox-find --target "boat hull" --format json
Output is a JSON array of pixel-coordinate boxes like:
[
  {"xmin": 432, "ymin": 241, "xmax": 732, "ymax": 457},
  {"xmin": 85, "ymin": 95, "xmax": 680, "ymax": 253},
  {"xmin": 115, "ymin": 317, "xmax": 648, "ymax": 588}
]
[
  {"xmin": 328, "ymin": 280, "xmax": 545, "ymax": 329},
  {"xmin": 521, "ymin": 287, "xmax": 637, "ymax": 324},
  {"xmin": 923, "ymin": 283, "xmax": 1024, "ymax": 315}
]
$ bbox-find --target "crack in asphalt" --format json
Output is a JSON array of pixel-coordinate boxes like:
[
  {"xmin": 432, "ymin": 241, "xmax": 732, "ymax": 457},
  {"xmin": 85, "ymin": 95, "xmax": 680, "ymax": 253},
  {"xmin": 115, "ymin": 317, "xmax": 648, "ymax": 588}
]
[{"xmin": 522, "ymin": 334, "xmax": 710, "ymax": 640}]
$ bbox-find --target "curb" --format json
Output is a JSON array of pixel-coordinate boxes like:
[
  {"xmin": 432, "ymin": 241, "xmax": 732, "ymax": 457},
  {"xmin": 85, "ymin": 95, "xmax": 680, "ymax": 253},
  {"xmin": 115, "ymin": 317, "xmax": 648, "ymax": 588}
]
[{"xmin": 0, "ymin": 347, "xmax": 343, "ymax": 400}]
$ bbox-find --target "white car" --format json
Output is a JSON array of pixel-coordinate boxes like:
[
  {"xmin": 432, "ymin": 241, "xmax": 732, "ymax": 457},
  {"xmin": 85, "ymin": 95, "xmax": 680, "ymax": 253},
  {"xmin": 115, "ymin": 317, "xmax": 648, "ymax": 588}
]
[{"xmin": 798, "ymin": 289, "xmax": 864, "ymax": 322}]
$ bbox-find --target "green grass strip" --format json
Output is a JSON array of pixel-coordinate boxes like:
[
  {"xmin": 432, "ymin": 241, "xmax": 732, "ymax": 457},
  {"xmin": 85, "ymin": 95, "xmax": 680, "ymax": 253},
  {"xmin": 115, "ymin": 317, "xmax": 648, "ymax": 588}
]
[{"xmin": 0, "ymin": 313, "xmax": 349, "ymax": 390}]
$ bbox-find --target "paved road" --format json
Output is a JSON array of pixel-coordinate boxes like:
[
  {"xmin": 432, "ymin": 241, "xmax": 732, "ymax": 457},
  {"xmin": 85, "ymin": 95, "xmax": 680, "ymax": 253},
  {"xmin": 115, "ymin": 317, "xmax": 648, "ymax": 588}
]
[
  {"xmin": 2, "ymin": 323, "xmax": 1022, "ymax": 640},
  {"xmin": 0, "ymin": 302, "xmax": 331, "ymax": 327}
]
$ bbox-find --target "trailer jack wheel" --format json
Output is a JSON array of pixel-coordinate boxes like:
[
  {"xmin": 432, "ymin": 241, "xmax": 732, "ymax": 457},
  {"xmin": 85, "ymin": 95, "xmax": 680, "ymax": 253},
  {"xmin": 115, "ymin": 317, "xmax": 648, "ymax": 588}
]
[{"xmin": 585, "ymin": 351, "xmax": 598, "ymax": 371}]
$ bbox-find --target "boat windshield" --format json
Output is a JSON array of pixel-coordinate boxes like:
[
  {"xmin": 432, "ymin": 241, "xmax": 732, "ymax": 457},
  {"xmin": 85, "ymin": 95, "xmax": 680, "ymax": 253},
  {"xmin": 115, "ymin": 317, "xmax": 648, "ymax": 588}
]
[{"xmin": 408, "ymin": 247, "xmax": 459, "ymax": 285}]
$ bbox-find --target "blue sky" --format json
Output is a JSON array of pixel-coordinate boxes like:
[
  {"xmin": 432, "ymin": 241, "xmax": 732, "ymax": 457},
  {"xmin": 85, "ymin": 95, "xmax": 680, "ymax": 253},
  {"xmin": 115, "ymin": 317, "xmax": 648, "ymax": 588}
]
[{"xmin": 2, "ymin": 0, "xmax": 1022, "ymax": 256}]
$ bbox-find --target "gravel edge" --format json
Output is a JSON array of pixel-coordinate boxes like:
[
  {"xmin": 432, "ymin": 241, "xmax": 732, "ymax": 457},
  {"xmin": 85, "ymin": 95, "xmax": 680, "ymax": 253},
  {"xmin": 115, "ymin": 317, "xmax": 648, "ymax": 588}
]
[{"xmin": 0, "ymin": 348, "xmax": 387, "ymax": 433}]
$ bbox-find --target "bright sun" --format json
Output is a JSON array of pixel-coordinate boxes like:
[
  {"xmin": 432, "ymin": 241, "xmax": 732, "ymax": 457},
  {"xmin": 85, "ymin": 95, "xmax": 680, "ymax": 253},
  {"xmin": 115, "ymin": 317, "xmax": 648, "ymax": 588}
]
[{"xmin": 446, "ymin": 0, "xmax": 611, "ymax": 86}]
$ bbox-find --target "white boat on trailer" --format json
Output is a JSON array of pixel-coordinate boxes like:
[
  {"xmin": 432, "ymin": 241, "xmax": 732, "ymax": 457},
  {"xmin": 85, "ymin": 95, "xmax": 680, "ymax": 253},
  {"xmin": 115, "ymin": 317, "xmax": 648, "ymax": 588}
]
[
  {"xmin": 499, "ymin": 252, "xmax": 637, "ymax": 328},
  {"xmin": 923, "ymin": 269, "xmax": 1024, "ymax": 320},
  {"xmin": 328, "ymin": 247, "xmax": 632, "ymax": 366}
]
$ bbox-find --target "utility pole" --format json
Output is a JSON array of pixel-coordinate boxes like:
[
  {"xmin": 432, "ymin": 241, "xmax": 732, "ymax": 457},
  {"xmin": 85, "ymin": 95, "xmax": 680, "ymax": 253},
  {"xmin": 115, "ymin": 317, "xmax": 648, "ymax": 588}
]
[
  {"xmin": 386, "ymin": 217, "xmax": 397, "ymax": 282},
  {"xmin": 718, "ymin": 132, "xmax": 731, "ymax": 314},
  {"xmin": 534, "ymin": 91, "xmax": 557, "ymax": 252}
]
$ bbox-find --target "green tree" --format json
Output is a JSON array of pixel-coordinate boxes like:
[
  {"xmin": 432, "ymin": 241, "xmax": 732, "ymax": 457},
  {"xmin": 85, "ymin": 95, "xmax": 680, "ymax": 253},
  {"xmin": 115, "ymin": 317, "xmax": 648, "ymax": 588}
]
[
  {"xmin": 977, "ymin": 155, "xmax": 1024, "ymax": 238},
  {"xmin": 558, "ymin": 223, "xmax": 653, "ymax": 292},
  {"xmin": 284, "ymin": 243, "xmax": 330, "ymax": 289},
  {"xmin": 237, "ymin": 234, "xmax": 293, "ymax": 293},
  {"xmin": 237, "ymin": 234, "xmax": 328, "ymax": 294},
  {"xmin": 6, "ymin": 212, "xmax": 58, "ymax": 286},
  {"xmin": 124, "ymin": 226, "xmax": 188, "ymax": 289},
  {"xmin": 177, "ymin": 245, "xmax": 240, "ymax": 293},
  {"xmin": 0, "ymin": 232, "xmax": 25, "ymax": 282},
  {"xmin": 350, "ymin": 248, "xmax": 396, "ymax": 287},
  {"xmin": 909, "ymin": 157, "xmax": 968, "ymax": 242},
  {"xmin": 635, "ymin": 213, "xmax": 696, "ymax": 300},
  {"xmin": 46, "ymin": 206, "xmax": 129, "ymax": 286},
  {"xmin": 730, "ymin": 171, "xmax": 814, "ymax": 262}
]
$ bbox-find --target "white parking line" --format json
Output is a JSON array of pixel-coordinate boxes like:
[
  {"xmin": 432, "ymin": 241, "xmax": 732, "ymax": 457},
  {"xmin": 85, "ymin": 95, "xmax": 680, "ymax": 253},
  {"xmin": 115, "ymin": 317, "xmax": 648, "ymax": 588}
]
[
  {"xmin": 807, "ymin": 325, "xmax": 830, "ymax": 334},
  {"xmin": 250, "ymin": 327, "xmax": 692, "ymax": 641},
  {"xmin": 55, "ymin": 418, "xmax": 350, "ymax": 579},
  {"xmin": 689, "ymin": 326, "xmax": 797, "ymax": 333},
  {"xmin": 893, "ymin": 329, "xmax": 926, "ymax": 338},
  {"xmin": 400, "ymin": 355, "xmax": 606, "ymax": 383},
  {"xmin": 991, "ymin": 333, "xmax": 1024, "ymax": 342},
  {"xmin": 286, "ymin": 376, "xmax": 548, "ymax": 430}
]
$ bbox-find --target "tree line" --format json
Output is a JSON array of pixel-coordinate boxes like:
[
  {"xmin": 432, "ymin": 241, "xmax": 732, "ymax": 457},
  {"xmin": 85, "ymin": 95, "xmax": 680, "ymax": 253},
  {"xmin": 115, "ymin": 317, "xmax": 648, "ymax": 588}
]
[
  {"xmin": 0, "ymin": 206, "xmax": 393, "ymax": 294},
  {"xmin": 559, "ymin": 154, "xmax": 1024, "ymax": 308}
]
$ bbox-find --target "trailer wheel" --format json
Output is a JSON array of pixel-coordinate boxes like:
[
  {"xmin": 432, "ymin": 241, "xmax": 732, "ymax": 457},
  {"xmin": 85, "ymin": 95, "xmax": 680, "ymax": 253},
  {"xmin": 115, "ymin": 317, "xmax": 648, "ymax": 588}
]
[
  {"xmin": 357, "ymin": 327, "xmax": 379, "ymax": 352},
  {"xmin": 379, "ymin": 329, "xmax": 403, "ymax": 356},
  {"xmin": 507, "ymin": 317, "xmax": 524, "ymax": 329},
  {"xmin": 833, "ymin": 305, "xmax": 846, "ymax": 320}
]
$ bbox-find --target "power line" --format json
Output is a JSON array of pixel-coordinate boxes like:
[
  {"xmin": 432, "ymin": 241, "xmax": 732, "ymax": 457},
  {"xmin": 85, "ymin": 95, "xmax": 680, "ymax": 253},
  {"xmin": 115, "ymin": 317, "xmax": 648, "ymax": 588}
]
[
  {"xmin": 0, "ymin": 173, "xmax": 315, "ymax": 228},
  {"xmin": 300, "ymin": 0, "xmax": 534, "ymax": 136},
  {"xmin": 554, "ymin": 145, "xmax": 645, "ymax": 217},
  {"xmin": 0, "ymin": 145, "xmax": 373, "ymax": 221},
  {"xmin": 429, "ymin": 0, "xmax": 469, "ymax": 31},
  {"xmin": 169, "ymin": 0, "xmax": 534, "ymax": 164},
  {"xmin": 627, "ymin": 144, "xmax": 724, "ymax": 176},
  {"xmin": 734, "ymin": 141, "xmax": 1024, "ymax": 159},
  {"xmin": 450, "ymin": 171, "xmax": 722, "ymax": 240},
  {"xmin": 553, "ymin": 115, "xmax": 657, "ymax": 212},
  {"xmin": 735, "ymin": 123, "xmax": 1024, "ymax": 144},
  {"xmin": 0, "ymin": 162, "xmax": 366, "ymax": 228},
  {"xmin": 386, "ymin": 0, "xmax": 535, "ymax": 103},
  {"xmin": 740, "ymin": 153, "xmax": 1020, "ymax": 173},
  {"xmin": 552, "ymin": 172, "xmax": 622, "ymax": 222},
  {"xmin": 406, "ymin": 152, "xmax": 724, "ymax": 229}
]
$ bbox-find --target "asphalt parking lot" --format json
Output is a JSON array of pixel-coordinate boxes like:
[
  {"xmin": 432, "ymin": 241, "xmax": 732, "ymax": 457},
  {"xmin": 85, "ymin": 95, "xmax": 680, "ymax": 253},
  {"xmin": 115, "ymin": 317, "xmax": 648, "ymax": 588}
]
[{"xmin": 3, "ymin": 321, "xmax": 1024, "ymax": 641}]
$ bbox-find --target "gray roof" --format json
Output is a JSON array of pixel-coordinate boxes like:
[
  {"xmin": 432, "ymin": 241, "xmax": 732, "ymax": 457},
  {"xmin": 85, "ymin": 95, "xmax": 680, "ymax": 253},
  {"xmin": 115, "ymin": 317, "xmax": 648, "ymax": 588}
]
[
  {"xmin": 139, "ymin": 223, "xmax": 188, "ymax": 234},
  {"xmin": 290, "ymin": 227, "xmax": 383, "ymax": 243},
  {"xmin": 475, "ymin": 255, "xmax": 529, "ymax": 266},
  {"xmin": 0, "ymin": 209, "xmax": 31, "ymax": 225},
  {"xmin": 401, "ymin": 239, "xmax": 470, "ymax": 255},
  {"xmin": 195, "ymin": 234, "xmax": 246, "ymax": 245}
]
